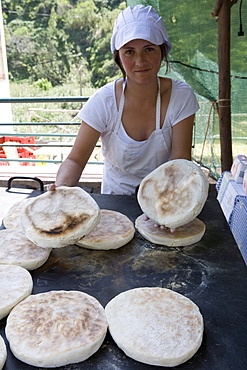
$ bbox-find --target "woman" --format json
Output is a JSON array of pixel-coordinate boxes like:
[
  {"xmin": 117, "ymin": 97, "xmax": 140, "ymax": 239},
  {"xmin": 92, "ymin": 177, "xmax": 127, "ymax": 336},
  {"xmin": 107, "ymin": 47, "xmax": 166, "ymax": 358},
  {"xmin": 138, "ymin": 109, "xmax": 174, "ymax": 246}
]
[{"xmin": 52, "ymin": 4, "xmax": 199, "ymax": 195}]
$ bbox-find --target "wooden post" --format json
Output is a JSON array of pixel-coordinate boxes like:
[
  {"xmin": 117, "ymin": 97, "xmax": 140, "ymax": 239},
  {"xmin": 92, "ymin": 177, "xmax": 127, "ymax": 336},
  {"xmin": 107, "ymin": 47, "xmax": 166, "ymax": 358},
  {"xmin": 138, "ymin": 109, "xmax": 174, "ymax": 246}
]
[{"xmin": 212, "ymin": 0, "xmax": 233, "ymax": 172}]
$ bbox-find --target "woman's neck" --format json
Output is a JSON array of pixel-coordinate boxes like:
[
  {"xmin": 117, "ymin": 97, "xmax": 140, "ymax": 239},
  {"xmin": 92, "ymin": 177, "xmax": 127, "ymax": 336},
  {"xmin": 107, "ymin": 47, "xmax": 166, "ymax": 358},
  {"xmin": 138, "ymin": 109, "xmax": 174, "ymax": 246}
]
[{"xmin": 124, "ymin": 77, "xmax": 159, "ymax": 105}]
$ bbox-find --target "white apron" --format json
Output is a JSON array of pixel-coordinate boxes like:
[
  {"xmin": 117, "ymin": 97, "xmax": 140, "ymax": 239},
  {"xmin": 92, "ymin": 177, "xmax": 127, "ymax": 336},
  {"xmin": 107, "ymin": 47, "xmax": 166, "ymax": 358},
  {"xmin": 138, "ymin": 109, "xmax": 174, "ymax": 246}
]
[{"xmin": 101, "ymin": 78, "xmax": 171, "ymax": 194}]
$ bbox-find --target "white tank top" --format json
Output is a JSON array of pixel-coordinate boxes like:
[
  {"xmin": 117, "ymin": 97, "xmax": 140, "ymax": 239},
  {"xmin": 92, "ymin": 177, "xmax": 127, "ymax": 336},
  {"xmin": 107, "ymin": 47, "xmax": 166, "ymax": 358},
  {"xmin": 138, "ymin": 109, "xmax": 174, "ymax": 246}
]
[{"xmin": 101, "ymin": 78, "xmax": 171, "ymax": 195}]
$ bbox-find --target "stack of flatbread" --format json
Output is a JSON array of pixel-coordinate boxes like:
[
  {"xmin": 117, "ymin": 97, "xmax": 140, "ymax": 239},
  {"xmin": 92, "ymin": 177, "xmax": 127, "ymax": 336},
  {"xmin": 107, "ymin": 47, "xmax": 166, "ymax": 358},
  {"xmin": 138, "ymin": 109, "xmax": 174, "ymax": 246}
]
[
  {"xmin": 0, "ymin": 264, "xmax": 33, "ymax": 320},
  {"xmin": 105, "ymin": 287, "xmax": 203, "ymax": 367},
  {"xmin": 5, "ymin": 290, "xmax": 108, "ymax": 368},
  {"xmin": 3, "ymin": 198, "xmax": 32, "ymax": 229},
  {"xmin": 136, "ymin": 159, "xmax": 209, "ymax": 246},
  {"xmin": 20, "ymin": 186, "xmax": 101, "ymax": 248},
  {"xmin": 0, "ymin": 335, "xmax": 7, "ymax": 370},
  {"xmin": 76, "ymin": 209, "xmax": 135, "ymax": 250},
  {"xmin": 0, "ymin": 229, "xmax": 51, "ymax": 270}
]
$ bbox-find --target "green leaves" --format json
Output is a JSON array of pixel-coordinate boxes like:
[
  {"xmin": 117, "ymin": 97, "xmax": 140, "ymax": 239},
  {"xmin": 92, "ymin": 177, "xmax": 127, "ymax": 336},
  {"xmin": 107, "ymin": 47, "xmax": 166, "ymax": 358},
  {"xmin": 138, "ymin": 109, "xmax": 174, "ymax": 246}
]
[{"xmin": 3, "ymin": 0, "xmax": 124, "ymax": 86}]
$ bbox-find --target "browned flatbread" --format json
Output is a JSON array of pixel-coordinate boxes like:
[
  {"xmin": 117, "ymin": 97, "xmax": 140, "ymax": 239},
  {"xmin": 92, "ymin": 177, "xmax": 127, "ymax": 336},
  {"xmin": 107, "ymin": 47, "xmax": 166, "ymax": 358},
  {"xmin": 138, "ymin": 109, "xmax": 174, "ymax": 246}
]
[
  {"xmin": 135, "ymin": 214, "xmax": 206, "ymax": 246},
  {"xmin": 5, "ymin": 290, "xmax": 108, "ymax": 368},
  {"xmin": 76, "ymin": 209, "xmax": 135, "ymax": 250},
  {"xmin": 137, "ymin": 159, "xmax": 209, "ymax": 228},
  {"xmin": 0, "ymin": 229, "xmax": 51, "ymax": 270},
  {"xmin": 20, "ymin": 186, "xmax": 100, "ymax": 248},
  {"xmin": 105, "ymin": 287, "xmax": 204, "ymax": 367}
]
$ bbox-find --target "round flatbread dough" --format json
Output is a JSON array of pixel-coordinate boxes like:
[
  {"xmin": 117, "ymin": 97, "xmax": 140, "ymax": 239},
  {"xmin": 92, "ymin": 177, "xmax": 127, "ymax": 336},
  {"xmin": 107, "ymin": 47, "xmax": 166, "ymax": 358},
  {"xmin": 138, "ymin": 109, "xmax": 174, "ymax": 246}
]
[
  {"xmin": 5, "ymin": 290, "xmax": 108, "ymax": 368},
  {"xmin": 0, "ymin": 335, "xmax": 7, "ymax": 370},
  {"xmin": 135, "ymin": 214, "xmax": 206, "ymax": 247},
  {"xmin": 3, "ymin": 198, "xmax": 32, "ymax": 229},
  {"xmin": 20, "ymin": 186, "xmax": 101, "ymax": 249},
  {"xmin": 76, "ymin": 209, "xmax": 135, "ymax": 250},
  {"xmin": 0, "ymin": 229, "xmax": 51, "ymax": 270},
  {"xmin": 137, "ymin": 159, "xmax": 209, "ymax": 229},
  {"xmin": 0, "ymin": 264, "xmax": 33, "ymax": 320},
  {"xmin": 105, "ymin": 287, "xmax": 203, "ymax": 367}
]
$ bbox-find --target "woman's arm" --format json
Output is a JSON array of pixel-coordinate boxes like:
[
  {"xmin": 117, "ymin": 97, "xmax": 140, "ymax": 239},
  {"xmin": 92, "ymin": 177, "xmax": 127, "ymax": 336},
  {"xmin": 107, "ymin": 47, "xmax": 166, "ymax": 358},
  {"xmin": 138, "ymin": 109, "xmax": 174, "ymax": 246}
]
[
  {"xmin": 54, "ymin": 121, "xmax": 101, "ymax": 187},
  {"xmin": 171, "ymin": 114, "xmax": 195, "ymax": 160}
]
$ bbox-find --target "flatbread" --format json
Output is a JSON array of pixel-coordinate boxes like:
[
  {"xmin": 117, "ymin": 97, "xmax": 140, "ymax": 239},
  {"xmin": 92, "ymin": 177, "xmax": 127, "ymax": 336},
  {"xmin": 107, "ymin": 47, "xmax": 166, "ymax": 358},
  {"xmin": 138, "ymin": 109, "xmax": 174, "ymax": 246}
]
[
  {"xmin": 135, "ymin": 214, "xmax": 206, "ymax": 246},
  {"xmin": 5, "ymin": 290, "xmax": 108, "ymax": 368},
  {"xmin": 20, "ymin": 186, "xmax": 100, "ymax": 248},
  {"xmin": 105, "ymin": 287, "xmax": 203, "ymax": 367},
  {"xmin": 3, "ymin": 198, "xmax": 32, "ymax": 229},
  {"xmin": 0, "ymin": 335, "xmax": 7, "ymax": 370},
  {"xmin": 0, "ymin": 264, "xmax": 33, "ymax": 320},
  {"xmin": 76, "ymin": 209, "xmax": 135, "ymax": 250},
  {"xmin": 137, "ymin": 159, "xmax": 209, "ymax": 229},
  {"xmin": 0, "ymin": 229, "xmax": 51, "ymax": 270}
]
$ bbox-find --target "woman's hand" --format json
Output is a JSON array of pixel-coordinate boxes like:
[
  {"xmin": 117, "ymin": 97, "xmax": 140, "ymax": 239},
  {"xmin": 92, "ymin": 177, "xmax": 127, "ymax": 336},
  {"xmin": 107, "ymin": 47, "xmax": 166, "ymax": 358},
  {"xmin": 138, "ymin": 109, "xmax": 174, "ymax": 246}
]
[{"xmin": 143, "ymin": 215, "xmax": 176, "ymax": 233}]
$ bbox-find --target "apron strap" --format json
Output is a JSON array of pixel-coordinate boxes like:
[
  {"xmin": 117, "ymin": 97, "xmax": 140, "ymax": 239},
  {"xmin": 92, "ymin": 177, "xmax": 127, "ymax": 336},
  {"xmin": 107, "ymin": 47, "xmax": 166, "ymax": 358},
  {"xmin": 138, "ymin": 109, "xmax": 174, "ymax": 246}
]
[
  {"xmin": 156, "ymin": 77, "xmax": 161, "ymax": 130},
  {"xmin": 113, "ymin": 79, "xmax": 126, "ymax": 133},
  {"xmin": 114, "ymin": 77, "xmax": 161, "ymax": 133}
]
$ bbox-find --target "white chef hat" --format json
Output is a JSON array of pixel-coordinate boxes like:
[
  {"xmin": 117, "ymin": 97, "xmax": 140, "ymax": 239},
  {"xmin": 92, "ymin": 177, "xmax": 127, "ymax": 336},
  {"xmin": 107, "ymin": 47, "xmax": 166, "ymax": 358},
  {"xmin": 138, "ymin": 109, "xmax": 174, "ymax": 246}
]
[{"xmin": 110, "ymin": 4, "xmax": 172, "ymax": 53}]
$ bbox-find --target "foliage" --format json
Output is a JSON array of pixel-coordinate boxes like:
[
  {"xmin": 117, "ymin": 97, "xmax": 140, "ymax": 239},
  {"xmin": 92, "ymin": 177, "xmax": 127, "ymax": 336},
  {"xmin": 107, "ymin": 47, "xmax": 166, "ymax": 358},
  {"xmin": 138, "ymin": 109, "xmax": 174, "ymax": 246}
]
[
  {"xmin": 2, "ymin": 0, "xmax": 125, "ymax": 87},
  {"xmin": 3, "ymin": 0, "xmax": 246, "ymax": 92},
  {"xmin": 10, "ymin": 76, "xmax": 96, "ymax": 125},
  {"xmin": 32, "ymin": 78, "xmax": 53, "ymax": 90},
  {"xmin": 87, "ymin": 6, "xmax": 121, "ymax": 87}
]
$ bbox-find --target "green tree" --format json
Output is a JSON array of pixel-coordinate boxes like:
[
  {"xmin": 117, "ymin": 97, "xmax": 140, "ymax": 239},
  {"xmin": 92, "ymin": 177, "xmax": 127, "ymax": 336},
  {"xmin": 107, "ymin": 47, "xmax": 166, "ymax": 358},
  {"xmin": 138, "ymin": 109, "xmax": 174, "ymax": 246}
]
[
  {"xmin": 31, "ymin": 5, "xmax": 72, "ymax": 84},
  {"xmin": 4, "ymin": 19, "xmax": 37, "ymax": 80},
  {"xmin": 2, "ymin": 0, "xmax": 126, "ymax": 86},
  {"xmin": 88, "ymin": 6, "xmax": 123, "ymax": 87}
]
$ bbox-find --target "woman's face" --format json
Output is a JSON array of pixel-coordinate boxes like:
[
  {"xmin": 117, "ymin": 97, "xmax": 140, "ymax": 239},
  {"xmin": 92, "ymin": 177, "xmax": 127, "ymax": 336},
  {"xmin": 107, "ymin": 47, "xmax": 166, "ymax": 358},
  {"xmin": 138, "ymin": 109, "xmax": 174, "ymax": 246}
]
[{"xmin": 118, "ymin": 39, "xmax": 162, "ymax": 84}]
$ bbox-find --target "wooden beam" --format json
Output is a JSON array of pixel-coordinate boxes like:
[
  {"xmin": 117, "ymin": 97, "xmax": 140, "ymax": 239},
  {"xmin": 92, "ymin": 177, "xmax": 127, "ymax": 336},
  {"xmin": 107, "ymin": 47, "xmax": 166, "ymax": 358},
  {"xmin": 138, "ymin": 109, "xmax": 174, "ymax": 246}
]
[
  {"xmin": 212, "ymin": 0, "xmax": 238, "ymax": 17},
  {"xmin": 212, "ymin": 0, "xmax": 224, "ymax": 17},
  {"xmin": 216, "ymin": 0, "xmax": 233, "ymax": 171}
]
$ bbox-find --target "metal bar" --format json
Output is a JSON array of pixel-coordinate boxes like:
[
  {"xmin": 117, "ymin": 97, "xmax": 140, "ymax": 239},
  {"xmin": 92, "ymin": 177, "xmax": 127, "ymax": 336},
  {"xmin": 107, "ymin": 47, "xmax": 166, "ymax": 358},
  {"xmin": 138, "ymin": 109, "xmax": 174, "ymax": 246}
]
[
  {"xmin": 0, "ymin": 158, "xmax": 61, "ymax": 163},
  {"xmin": 0, "ymin": 97, "xmax": 89, "ymax": 103},
  {"xmin": 0, "ymin": 97, "xmax": 101, "ymax": 167},
  {"xmin": 0, "ymin": 143, "xmax": 101, "ymax": 148},
  {"xmin": 0, "ymin": 158, "xmax": 104, "ymax": 164},
  {"xmin": 0, "ymin": 133, "xmax": 77, "ymax": 138},
  {"xmin": 211, "ymin": 135, "xmax": 247, "ymax": 140},
  {"xmin": 0, "ymin": 144, "xmax": 73, "ymax": 147},
  {"xmin": 2, "ymin": 123, "xmax": 80, "ymax": 126},
  {"xmin": 7, "ymin": 176, "xmax": 44, "ymax": 191}
]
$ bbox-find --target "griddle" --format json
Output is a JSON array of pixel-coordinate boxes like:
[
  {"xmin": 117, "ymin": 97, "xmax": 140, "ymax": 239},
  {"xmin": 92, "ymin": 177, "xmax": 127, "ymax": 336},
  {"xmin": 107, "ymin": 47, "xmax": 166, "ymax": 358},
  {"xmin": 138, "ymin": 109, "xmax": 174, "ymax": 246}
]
[{"xmin": 0, "ymin": 187, "xmax": 247, "ymax": 370}]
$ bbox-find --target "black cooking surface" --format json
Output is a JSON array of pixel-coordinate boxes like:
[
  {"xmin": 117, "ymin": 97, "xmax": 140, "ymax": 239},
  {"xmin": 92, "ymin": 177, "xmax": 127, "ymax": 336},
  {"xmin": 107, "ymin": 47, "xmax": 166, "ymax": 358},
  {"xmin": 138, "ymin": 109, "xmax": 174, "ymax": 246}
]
[{"xmin": 0, "ymin": 188, "xmax": 246, "ymax": 370}]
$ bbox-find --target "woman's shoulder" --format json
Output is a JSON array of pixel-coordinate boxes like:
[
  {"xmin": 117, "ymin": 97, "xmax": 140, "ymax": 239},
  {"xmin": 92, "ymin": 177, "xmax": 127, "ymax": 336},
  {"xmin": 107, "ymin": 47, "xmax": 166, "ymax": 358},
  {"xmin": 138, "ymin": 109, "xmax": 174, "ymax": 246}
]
[
  {"xmin": 81, "ymin": 79, "xmax": 119, "ymax": 114},
  {"xmin": 160, "ymin": 77, "xmax": 193, "ymax": 91},
  {"xmin": 78, "ymin": 79, "xmax": 120, "ymax": 132},
  {"xmin": 172, "ymin": 78, "xmax": 194, "ymax": 92},
  {"xmin": 92, "ymin": 79, "xmax": 117, "ymax": 100}
]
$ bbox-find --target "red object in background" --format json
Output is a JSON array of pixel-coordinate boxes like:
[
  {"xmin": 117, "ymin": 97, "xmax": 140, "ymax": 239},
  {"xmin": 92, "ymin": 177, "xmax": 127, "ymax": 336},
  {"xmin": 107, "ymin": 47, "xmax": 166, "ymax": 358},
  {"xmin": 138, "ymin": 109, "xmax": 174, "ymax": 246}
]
[
  {"xmin": 0, "ymin": 150, "xmax": 8, "ymax": 166},
  {"xmin": 0, "ymin": 136, "xmax": 36, "ymax": 166},
  {"xmin": 0, "ymin": 136, "xmax": 35, "ymax": 145}
]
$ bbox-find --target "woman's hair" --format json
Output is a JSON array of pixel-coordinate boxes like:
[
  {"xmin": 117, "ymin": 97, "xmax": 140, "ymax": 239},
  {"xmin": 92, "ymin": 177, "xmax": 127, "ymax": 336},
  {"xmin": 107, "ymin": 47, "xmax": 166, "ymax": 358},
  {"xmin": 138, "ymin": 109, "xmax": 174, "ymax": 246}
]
[{"xmin": 113, "ymin": 43, "xmax": 169, "ymax": 80}]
